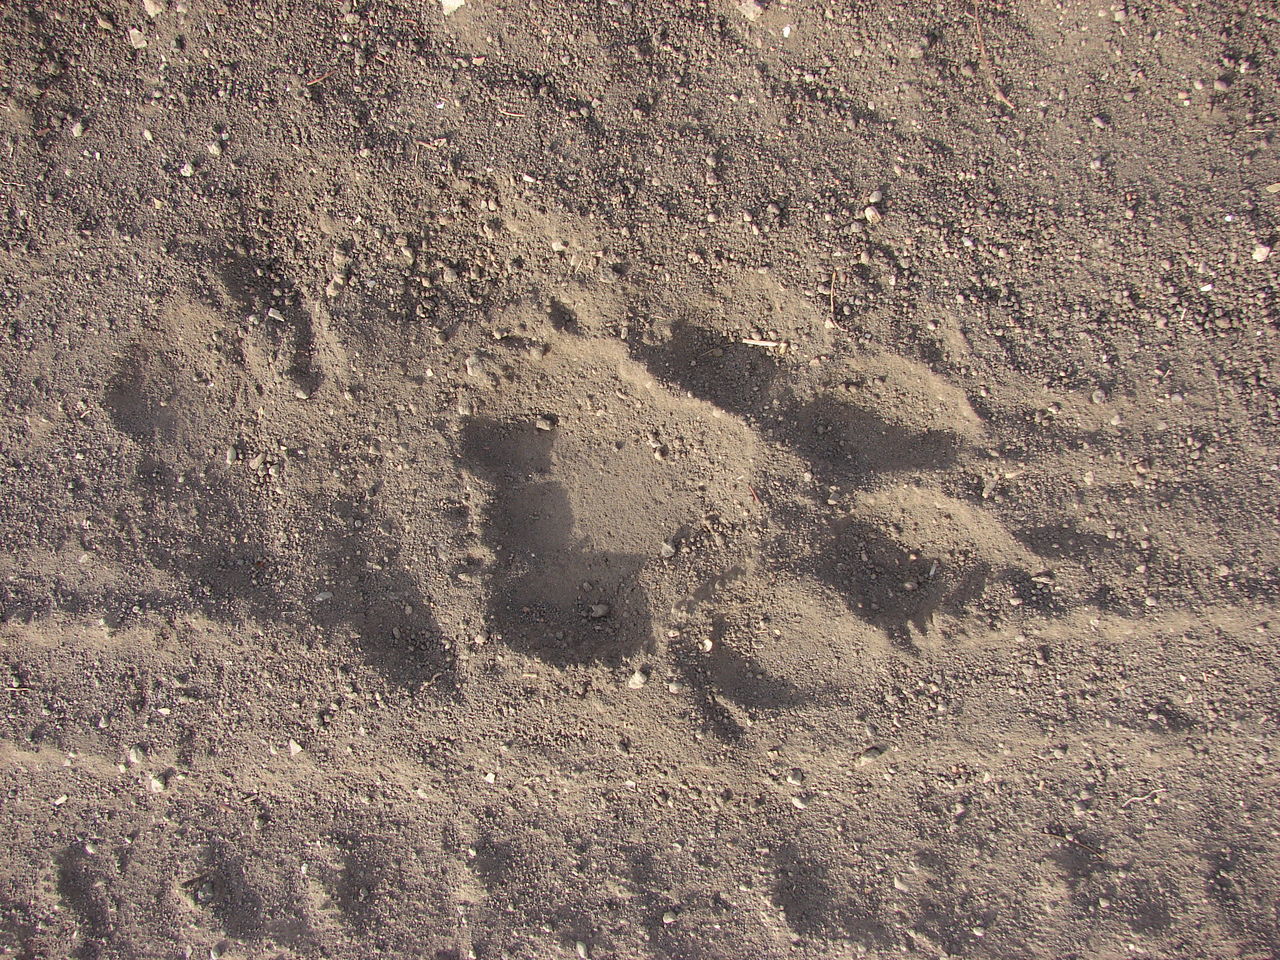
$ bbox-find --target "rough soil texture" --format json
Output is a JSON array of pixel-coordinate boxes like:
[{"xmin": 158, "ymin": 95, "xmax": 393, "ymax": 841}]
[{"xmin": 1, "ymin": 1, "xmax": 1279, "ymax": 958}]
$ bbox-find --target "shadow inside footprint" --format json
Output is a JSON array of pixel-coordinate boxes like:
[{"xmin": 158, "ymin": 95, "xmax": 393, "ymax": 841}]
[
  {"xmin": 461, "ymin": 418, "xmax": 652, "ymax": 666},
  {"xmin": 788, "ymin": 392, "xmax": 963, "ymax": 476},
  {"xmin": 809, "ymin": 518, "xmax": 991, "ymax": 645},
  {"xmin": 633, "ymin": 325, "xmax": 962, "ymax": 483}
]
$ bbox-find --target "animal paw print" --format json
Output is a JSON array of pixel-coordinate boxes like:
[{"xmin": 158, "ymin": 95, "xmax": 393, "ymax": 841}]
[{"xmin": 454, "ymin": 280, "xmax": 1049, "ymax": 689}]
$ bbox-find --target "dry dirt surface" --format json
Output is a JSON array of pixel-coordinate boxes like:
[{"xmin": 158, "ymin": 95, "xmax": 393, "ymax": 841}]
[{"xmin": 1, "ymin": 1, "xmax": 1279, "ymax": 958}]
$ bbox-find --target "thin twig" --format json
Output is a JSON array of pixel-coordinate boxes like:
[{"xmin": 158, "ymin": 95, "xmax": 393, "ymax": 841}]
[
  {"xmin": 969, "ymin": 0, "xmax": 1014, "ymax": 109},
  {"xmin": 306, "ymin": 70, "xmax": 336, "ymax": 86},
  {"xmin": 740, "ymin": 337, "xmax": 789, "ymax": 355},
  {"xmin": 1044, "ymin": 828, "xmax": 1101, "ymax": 855},
  {"xmin": 1120, "ymin": 788, "xmax": 1167, "ymax": 808},
  {"xmin": 496, "ymin": 106, "xmax": 526, "ymax": 119}
]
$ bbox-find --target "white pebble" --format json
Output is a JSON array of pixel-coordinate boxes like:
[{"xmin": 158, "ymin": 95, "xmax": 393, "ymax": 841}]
[
  {"xmin": 627, "ymin": 669, "xmax": 648, "ymax": 689},
  {"xmin": 1253, "ymin": 243, "xmax": 1272, "ymax": 262}
]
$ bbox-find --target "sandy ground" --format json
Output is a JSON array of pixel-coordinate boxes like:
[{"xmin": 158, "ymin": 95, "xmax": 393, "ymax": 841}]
[{"xmin": 1, "ymin": 1, "xmax": 1278, "ymax": 958}]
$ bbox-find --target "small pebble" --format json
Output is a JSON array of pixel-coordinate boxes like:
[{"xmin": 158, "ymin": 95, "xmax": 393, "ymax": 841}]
[
  {"xmin": 127, "ymin": 27, "xmax": 148, "ymax": 48},
  {"xmin": 575, "ymin": 942, "xmax": 589, "ymax": 959},
  {"xmin": 589, "ymin": 603, "xmax": 610, "ymax": 619},
  {"xmin": 143, "ymin": 0, "xmax": 166, "ymax": 16},
  {"xmin": 659, "ymin": 541, "xmax": 676, "ymax": 559},
  {"xmin": 662, "ymin": 911, "xmax": 677, "ymax": 925},
  {"xmin": 288, "ymin": 740, "xmax": 303, "ymax": 757},
  {"xmin": 179, "ymin": 162, "xmax": 194, "ymax": 177},
  {"xmin": 627, "ymin": 669, "xmax": 648, "ymax": 689},
  {"xmin": 864, "ymin": 205, "xmax": 883, "ymax": 225},
  {"xmin": 534, "ymin": 415, "xmax": 556, "ymax": 431},
  {"xmin": 1091, "ymin": 389, "xmax": 1106, "ymax": 405},
  {"xmin": 1253, "ymin": 243, "xmax": 1271, "ymax": 262}
]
